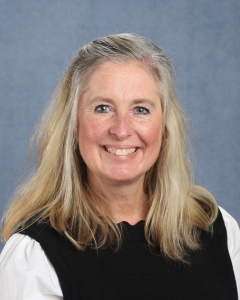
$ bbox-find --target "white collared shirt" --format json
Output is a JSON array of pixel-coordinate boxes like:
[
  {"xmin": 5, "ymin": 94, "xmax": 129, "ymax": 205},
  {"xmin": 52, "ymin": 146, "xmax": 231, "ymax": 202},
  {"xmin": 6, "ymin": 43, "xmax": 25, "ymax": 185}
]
[{"xmin": 0, "ymin": 207, "xmax": 239, "ymax": 299}]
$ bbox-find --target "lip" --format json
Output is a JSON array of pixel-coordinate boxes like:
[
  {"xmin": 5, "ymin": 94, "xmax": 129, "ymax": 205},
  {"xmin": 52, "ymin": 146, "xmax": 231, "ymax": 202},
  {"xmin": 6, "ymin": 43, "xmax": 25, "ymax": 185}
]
[
  {"xmin": 102, "ymin": 145, "xmax": 138, "ymax": 149},
  {"xmin": 100, "ymin": 145, "xmax": 139, "ymax": 157}
]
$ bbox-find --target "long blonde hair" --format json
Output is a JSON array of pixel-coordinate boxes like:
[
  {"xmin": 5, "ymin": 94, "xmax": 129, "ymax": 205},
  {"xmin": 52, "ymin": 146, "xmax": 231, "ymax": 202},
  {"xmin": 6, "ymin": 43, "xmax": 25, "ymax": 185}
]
[{"xmin": 1, "ymin": 33, "xmax": 218, "ymax": 261}]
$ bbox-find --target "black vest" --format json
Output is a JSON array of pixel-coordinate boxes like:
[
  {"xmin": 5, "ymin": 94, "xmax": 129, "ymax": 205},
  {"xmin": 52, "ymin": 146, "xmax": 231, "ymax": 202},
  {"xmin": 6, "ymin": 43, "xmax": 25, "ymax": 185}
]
[{"xmin": 22, "ymin": 209, "xmax": 238, "ymax": 300}]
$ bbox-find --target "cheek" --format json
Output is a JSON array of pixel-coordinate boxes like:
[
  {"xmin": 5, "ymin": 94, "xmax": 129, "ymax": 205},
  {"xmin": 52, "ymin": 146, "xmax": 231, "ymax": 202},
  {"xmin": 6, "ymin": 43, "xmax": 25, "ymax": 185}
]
[
  {"xmin": 143, "ymin": 120, "xmax": 163, "ymax": 148},
  {"xmin": 78, "ymin": 120, "xmax": 100, "ymax": 165},
  {"xmin": 78, "ymin": 117, "xmax": 105, "ymax": 147}
]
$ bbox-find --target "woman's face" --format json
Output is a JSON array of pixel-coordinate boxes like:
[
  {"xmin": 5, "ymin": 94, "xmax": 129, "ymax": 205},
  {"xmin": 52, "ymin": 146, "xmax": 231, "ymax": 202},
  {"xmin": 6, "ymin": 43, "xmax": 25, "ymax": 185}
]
[{"xmin": 78, "ymin": 60, "xmax": 163, "ymax": 187}]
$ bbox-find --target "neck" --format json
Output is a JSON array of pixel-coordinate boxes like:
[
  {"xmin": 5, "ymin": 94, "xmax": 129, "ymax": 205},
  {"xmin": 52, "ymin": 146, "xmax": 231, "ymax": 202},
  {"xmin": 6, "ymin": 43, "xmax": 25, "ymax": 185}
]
[{"xmin": 89, "ymin": 175, "xmax": 148, "ymax": 225}]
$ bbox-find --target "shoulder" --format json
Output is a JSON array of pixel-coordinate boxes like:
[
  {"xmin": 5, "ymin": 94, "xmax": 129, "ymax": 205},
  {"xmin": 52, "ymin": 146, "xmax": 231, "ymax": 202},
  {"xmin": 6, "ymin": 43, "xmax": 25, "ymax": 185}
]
[
  {"xmin": 1, "ymin": 233, "xmax": 48, "ymax": 269},
  {"xmin": 219, "ymin": 207, "xmax": 240, "ymax": 297},
  {"xmin": 0, "ymin": 233, "xmax": 62, "ymax": 299},
  {"xmin": 219, "ymin": 206, "xmax": 240, "ymax": 257}
]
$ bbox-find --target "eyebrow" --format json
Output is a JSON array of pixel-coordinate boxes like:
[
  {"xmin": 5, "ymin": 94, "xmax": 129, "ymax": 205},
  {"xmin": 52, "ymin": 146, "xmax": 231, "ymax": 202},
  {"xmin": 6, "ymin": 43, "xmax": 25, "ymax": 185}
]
[
  {"xmin": 131, "ymin": 99, "xmax": 157, "ymax": 107},
  {"xmin": 86, "ymin": 97, "xmax": 157, "ymax": 107},
  {"xmin": 86, "ymin": 97, "xmax": 114, "ymax": 105}
]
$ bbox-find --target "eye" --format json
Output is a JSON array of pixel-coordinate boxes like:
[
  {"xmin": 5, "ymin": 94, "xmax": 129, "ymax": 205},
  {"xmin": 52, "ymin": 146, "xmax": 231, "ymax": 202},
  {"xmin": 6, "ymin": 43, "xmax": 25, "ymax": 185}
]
[
  {"xmin": 94, "ymin": 104, "xmax": 110, "ymax": 113},
  {"xmin": 134, "ymin": 106, "xmax": 150, "ymax": 115}
]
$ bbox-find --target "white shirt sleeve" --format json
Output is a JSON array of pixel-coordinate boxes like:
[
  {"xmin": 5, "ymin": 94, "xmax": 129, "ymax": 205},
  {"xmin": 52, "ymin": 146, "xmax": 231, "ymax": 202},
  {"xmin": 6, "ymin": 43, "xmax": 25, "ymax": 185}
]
[
  {"xmin": 0, "ymin": 233, "xmax": 63, "ymax": 300},
  {"xmin": 219, "ymin": 207, "xmax": 240, "ymax": 298},
  {"xmin": 0, "ymin": 207, "xmax": 239, "ymax": 299}
]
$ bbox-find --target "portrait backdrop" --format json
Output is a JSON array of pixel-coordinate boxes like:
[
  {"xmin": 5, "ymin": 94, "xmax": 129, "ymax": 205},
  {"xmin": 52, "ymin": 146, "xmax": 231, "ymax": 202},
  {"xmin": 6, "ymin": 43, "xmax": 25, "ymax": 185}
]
[{"xmin": 0, "ymin": 0, "xmax": 239, "ymax": 251}]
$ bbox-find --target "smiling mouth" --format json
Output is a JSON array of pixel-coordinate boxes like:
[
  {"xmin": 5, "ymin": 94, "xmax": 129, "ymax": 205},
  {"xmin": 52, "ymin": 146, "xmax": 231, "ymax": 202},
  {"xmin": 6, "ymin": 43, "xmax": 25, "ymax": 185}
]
[{"xmin": 105, "ymin": 147, "xmax": 137, "ymax": 156}]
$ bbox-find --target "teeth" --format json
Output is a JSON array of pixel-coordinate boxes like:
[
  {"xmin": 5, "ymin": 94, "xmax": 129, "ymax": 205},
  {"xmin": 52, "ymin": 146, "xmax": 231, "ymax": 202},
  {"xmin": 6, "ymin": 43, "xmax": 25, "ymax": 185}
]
[{"xmin": 106, "ymin": 147, "xmax": 136, "ymax": 156}]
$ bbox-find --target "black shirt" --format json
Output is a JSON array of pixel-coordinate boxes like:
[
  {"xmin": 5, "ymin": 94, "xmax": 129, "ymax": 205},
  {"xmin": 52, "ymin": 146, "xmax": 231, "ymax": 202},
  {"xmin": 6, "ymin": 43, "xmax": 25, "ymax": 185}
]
[{"xmin": 22, "ymin": 209, "xmax": 238, "ymax": 300}]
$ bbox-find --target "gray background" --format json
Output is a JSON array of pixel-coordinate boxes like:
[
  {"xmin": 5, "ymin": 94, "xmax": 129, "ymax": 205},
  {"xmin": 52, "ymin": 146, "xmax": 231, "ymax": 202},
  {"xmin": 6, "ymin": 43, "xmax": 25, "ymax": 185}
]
[{"xmin": 0, "ymin": 0, "xmax": 239, "ymax": 251}]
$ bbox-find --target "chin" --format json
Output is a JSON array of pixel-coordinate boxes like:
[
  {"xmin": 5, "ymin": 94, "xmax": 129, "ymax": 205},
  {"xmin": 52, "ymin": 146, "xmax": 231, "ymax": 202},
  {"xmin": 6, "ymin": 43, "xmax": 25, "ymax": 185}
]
[{"xmin": 104, "ymin": 171, "xmax": 144, "ymax": 184}]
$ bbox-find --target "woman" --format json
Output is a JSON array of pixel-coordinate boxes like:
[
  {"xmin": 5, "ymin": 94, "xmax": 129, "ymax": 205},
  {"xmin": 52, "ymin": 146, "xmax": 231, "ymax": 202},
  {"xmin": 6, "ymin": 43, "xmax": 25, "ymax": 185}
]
[{"xmin": 0, "ymin": 33, "xmax": 239, "ymax": 299}]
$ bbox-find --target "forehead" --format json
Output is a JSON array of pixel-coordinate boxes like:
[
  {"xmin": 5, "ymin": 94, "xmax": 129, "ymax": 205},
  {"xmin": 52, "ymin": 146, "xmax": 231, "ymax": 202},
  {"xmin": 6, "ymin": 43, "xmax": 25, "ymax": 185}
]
[{"xmin": 84, "ymin": 60, "xmax": 159, "ymax": 93}]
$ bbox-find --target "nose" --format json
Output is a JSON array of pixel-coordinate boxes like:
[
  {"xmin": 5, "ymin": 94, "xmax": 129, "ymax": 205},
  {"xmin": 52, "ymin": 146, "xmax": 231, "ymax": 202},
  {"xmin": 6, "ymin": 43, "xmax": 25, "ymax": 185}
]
[{"xmin": 109, "ymin": 114, "xmax": 132, "ymax": 140}]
